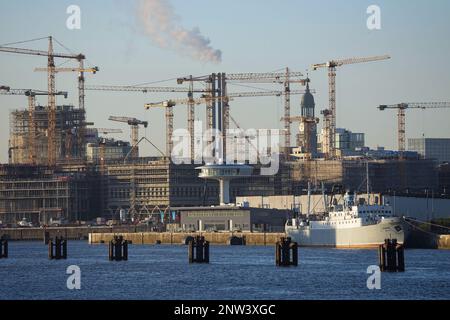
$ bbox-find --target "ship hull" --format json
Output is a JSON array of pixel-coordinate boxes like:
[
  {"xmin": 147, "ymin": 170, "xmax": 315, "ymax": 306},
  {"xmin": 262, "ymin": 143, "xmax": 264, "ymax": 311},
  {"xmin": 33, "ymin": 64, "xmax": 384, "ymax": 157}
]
[{"xmin": 286, "ymin": 219, "xmax": 405, "ymax": 249}]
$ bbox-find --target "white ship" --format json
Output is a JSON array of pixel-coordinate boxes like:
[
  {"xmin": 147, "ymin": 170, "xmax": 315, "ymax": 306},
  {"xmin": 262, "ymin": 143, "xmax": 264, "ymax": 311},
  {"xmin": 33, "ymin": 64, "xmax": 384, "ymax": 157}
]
[{"xmin": 286, "ymin": 192, "xmax": 406, "ymax": 248}]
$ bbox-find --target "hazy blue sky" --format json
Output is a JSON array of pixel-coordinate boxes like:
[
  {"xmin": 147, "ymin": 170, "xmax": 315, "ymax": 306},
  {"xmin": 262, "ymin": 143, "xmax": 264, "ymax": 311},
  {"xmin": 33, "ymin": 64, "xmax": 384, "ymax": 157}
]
[{"xmin": 1, "ymin": 0, "xmax": 450, "ymax": 162}]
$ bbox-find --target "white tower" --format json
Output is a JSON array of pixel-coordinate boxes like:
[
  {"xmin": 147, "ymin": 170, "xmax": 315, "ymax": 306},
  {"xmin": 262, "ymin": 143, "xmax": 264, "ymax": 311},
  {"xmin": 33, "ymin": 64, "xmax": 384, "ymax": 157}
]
[{"xmin": 197, "ymin": 164, "xmax": 253, "ymax": 205}]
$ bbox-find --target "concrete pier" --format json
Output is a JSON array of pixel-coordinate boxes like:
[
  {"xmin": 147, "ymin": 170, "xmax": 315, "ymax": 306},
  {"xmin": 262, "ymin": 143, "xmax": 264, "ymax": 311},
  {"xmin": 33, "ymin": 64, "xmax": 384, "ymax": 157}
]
[
  {"xmin": 0, "ymin": 226, "xmax": 149, "ymax": 241},
  {"xmin": 89, "ymin": 232, "xmax": 286, "ymax": 246}
]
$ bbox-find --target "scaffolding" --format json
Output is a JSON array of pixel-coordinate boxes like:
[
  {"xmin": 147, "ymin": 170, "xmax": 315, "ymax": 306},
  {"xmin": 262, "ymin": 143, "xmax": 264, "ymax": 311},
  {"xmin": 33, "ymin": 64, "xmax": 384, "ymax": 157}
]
[
  {"xmin": 0, "ymin": 164, "xmax": 92, "ymax": 224},
  {"xmin": 9, "ymin": 105, "xmax": 86, "ymax": 165},
  {"xmin": 0, "ymin": 157, "xmax": 440, "ymax": 224},
  {"xmin": 289, "ymin": 158, "xmax": 438, "ymax": 194}
]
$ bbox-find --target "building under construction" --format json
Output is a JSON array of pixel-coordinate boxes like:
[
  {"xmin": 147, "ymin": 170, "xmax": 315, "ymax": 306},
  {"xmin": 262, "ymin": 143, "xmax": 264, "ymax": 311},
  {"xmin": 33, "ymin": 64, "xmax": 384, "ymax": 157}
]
[
  {"xmin": 287, "ymin": 158, "xmax": 438, "ymax": 194},
  {"xmin": 0, "ymin": 163, "xmax": 97, "ymax": 224},
  {"xmin": 101, "ymin": 158, "xmax": 288, "ymax": 218},
  {"xmin": 9, "ymin": 105, "xmax": 86, "ymax": 165},
  {"xmin": 0, "ymin": 93, "xmax": 442, "ymax": 225},
  {"xmin": 0, "ymin": 43, "xmax": 444, "ymax": 225},
  {"xmin": 0, "ymin": 153, "xmax": 440, "ymax": 225}
]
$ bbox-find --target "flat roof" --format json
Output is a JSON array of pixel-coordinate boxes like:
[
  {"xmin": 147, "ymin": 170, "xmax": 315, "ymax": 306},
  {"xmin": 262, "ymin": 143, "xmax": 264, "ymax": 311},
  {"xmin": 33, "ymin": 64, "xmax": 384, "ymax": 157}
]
[{"xmin": 172, "ymin": 206, "xmax": 287, "ymax": 212}]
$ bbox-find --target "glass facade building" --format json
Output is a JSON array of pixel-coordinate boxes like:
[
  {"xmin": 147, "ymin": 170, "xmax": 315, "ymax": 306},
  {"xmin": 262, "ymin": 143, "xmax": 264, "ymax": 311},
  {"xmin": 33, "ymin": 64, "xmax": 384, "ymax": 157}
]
[{"xmin": 408, "ymin": 138, "xmax": 450, "ymax": 163}]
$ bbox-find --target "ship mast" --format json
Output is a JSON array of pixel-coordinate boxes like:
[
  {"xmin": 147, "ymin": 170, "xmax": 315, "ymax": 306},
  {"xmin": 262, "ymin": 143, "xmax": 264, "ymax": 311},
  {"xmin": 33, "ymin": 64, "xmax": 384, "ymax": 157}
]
[
  {"xmin": 307, "ymin": 181, "xmax": 311, "ymax": 218},
  {"xmin": 321, "ymin": 182, "xmax": 328, "ymax": 213},
  {"xmin": 366, "ymin": 160, "xmax": 370, "ymax": 205}
]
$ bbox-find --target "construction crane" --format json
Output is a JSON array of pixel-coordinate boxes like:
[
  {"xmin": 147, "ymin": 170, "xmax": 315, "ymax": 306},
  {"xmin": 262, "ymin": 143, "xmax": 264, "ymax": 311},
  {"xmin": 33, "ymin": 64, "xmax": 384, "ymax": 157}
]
[
  {"xmin": 312, "ymin": 55, "xmax": 391, "ymax": 159},
  {"xmin": 0, "ymin": 36, "xmax": 90, "ymax": 165},
  {"xmin": 145, "ymin": 95, "xmax": 232, "ymax": 157},
  {"xmin": 0, "ymin": 88, "xmax": 68, "ymax": 164},
  {"xmin": 178, "ymin": 73, "xmax": 227, "ymax": 156},
  {"xmin": 108, "ymin": 116, "xmax": 148, "ymax": 158},
  {"xmin": 177, "ymin": 70, "xmax": 309, "ymax": 153},
  {"xmin": 85, "ymin": 85, "xmax": 208, "ymax": 93},
  {"xmin": 226, "ymin": 71, "xmax": 305, "ymax": 82},
  {"xmin": 34, "ymin": 66, "xmax": 99, "ymax": 159},
  {"xmin": 85, "ymin": 83, "xmax": 211, "ymax": 159},
  {"xmin": 144, "ymin": 101, "xmax": 175, "ymax": 157},
  {"xmin": 87, "ymin": 72, "xmax": 309, "ymax": 156},
  {"xmin": 34, "ymin": 66, "xmax": 99, "ymax": 74},
  {"xmin": 378, "ymin": 102, "xmax": 450, "ymax": 153},
  {"xmin": 228, "ymin": 69, "xmax": 309, "ymax": 151},
  {"xmin": 144, "ymin": 89, "xmax": 312, "ymax": 157}
]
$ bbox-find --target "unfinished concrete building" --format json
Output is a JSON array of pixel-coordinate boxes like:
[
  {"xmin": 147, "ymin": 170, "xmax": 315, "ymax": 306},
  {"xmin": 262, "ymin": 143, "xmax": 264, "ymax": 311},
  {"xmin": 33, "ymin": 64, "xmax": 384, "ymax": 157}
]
[
  {"xmin": 86, "ymin": 139, "xmax": 132, "ymax": 163},
  {"xmin": 95, "ymin": 157, "xmax": 291, "ymax": 219},
  {"xmin": 0, "ymin": 156, "xmax": 440, "ymax": 223},
  {"xmin": 0, "ymin": 164, "xmax": 97, "ymax": 225},
  {"xmin": 9, "ymin": 105, "xmax": 86, "ymax": 165}
]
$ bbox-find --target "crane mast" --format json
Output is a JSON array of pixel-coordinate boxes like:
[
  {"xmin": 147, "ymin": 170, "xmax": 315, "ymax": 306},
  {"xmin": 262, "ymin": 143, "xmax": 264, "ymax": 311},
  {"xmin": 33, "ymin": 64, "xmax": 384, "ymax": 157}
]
[
  {"xmin": 378, "ymin": 102, "xmax": 450, "ymax": 154},
  {"xmin": 0, "ymin": 87, "xmax": 68, "ymax": 164},
  {"xmin": 47, "ymin": 37, "xmax": 57, "ymax": 166},
  {"xmin": 85, "ymin": 83, "xmax": 215, "ymax": 158},
  {"xmin": 0, "ymin": 36, "xmax": 90, "ymax": 165},
  {"xmin": 312, "ymin": 55, "xmax": 391, "ymax": 159},
  {"xmin": 177, "ymin": 70, "xmax": 308, "ymax": 156},
  {"xmin": 145, "ymin": 89, "xmax": 312, "ymax": 158},
  {"xmin": 108, "ymin": 116, "xmax": 148, "ymax": 158},
  {"xmin": 34, "ymin": 66, "xmax": 98, "ymax": 160},
  {"xmin": 284, "ymin": 68, "xmax": 291, "ymax": 153},
  {"xmin": 188, "ymin": 76, "xmax": 195, "ymax": 160}
]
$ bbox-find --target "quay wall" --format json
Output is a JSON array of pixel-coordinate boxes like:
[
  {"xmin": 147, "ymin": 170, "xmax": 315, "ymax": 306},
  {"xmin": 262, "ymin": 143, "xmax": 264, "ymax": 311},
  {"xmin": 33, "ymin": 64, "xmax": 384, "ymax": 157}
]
[
  {"xmin": 88, "ymin": 232, "xmax": 287, "ymax": 246},
  {"xmin": 2, "ymin": 226, "xmax": 448, "ymax": 248},
  {"xmin": 0, "ymin": 226, "xmax": 144, "ymax": 241}
]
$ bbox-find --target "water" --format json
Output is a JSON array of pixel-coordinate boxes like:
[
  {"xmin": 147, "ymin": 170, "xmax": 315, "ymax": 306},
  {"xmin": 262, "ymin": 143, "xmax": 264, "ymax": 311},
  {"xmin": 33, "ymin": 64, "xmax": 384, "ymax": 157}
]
[{"xmin": 1, "ymin": 241, "xmax": 449, "ymax": 300}]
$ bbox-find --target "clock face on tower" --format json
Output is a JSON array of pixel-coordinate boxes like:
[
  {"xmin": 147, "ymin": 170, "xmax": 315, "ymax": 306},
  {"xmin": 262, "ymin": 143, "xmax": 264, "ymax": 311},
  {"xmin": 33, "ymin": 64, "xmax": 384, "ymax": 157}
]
[{"xmin": 299, "ymin": 123, "xmax": 305, "ymax": 132}]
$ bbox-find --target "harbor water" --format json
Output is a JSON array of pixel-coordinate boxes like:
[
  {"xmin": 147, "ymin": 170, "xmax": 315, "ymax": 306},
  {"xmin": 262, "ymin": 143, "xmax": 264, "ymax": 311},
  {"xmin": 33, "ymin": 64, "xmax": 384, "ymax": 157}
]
[{"xmin": 0, "ymin": 241, "xmax": 449, "ymax": 300}]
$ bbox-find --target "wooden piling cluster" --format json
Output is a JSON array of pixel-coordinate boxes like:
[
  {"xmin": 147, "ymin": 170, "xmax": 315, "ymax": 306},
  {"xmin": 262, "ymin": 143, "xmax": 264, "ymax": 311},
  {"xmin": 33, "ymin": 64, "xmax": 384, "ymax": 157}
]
[
  {"xmin": 109, "ymin": 236, "xmax": 129, "ymax": 261},
  {"xmin": 276, "ymin": 237, "xmax": 298, "ymax": 267},
  {"xmin": 188, "ymin": 236, "xmax": 210, "ymax": 264},
  {"xmin": 379, "ymin": 239, "xmax": 405, "ymax": 272},
  {"xmin": 48, "ymin": 237, "xmax": 67, "ymax": 260},
  {"xmin": 0, "ymin": 239, "xmax": 8, "ymax": 259}
]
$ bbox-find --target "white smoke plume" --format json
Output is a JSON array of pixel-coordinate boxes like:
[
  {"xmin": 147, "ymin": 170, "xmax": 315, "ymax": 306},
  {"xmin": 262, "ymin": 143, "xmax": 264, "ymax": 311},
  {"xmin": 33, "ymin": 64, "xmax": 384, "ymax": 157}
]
[{"xmin": 137, "ymin": 0, "xmax": 222, "ymax": 63}]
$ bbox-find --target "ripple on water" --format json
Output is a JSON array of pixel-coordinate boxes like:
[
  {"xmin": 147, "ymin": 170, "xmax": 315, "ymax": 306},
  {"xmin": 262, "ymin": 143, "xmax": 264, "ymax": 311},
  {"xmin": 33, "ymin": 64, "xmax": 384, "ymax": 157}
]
[{"xmin": 0, "ymin": 241, "xmax": 449, "ymax": 300}]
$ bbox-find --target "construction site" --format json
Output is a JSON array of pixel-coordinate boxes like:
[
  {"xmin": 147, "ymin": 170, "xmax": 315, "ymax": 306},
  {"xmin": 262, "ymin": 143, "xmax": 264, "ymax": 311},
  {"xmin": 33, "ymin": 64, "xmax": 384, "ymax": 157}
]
[{"xmin": 0, "ymin": 37, "xmax": 448, "ymax": 226}]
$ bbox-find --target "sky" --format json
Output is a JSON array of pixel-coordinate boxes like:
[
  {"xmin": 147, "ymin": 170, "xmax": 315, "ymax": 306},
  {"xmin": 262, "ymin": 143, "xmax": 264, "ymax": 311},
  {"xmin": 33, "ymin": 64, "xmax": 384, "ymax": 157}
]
[{"xmin": 1, "ymin": 0, "xmax": 450, "ymax": 162}]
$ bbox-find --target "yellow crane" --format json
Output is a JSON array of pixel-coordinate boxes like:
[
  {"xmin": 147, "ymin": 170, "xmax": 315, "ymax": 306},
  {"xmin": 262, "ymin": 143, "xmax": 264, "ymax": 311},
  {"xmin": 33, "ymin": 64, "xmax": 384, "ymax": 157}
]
[
  {"xmin": 312, "ymin": 55, "xmax": 391, "ymax": 159},
  {"xmin": 378, "ymin": 102, "xmax": 450, "ymax": 154},
  {"xmin": 108, "ymin": 116, "xmax": 149, "ymax": 158},
  {"xmin": 144, "ymin": 89, "xmax": 312, "ymax": 157},
  {"xmin": 34, "ymin": 66, "xmax": 99, "ymax": 159},
  {"xmin": 177, "ymin": 71, "xmax": 309, "ymax": 153},
  {"xmin": 0, "ymin": 36, "xmax": 92, "ymax": 165},
  {"xmin": 85, "ymin": 83, "xmax": 211, "ymax": 159},
  {"xmin": 145, "ymin": 97, "xmax": 229, "ymax": 157}
]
